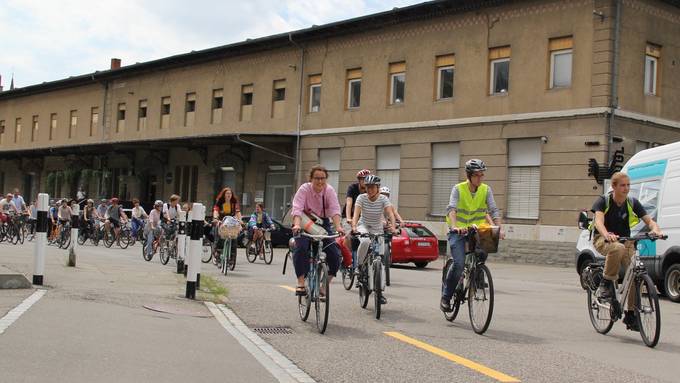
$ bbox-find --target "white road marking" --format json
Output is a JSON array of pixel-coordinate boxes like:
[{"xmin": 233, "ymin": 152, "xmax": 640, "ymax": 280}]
[
  {"xmin": 205, "ymin": 302, "xmax": 316, "ymax": 383},
  {"xmin": 0, "ymin": 289, "xmax": 47, "ymax": 335}
]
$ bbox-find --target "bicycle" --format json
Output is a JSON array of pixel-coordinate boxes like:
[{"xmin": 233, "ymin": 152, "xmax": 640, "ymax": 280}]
[
  {"xmin": 581, "ymin": 232, "xmax": 667, "ymax": 348},
  {"xmin": 297, "ymin": 232, "xmax": 340, "ymax": 334},
  {"xmin": 142, "ymin": 226, "xmax": 163, "ymax": 262},
  {"xmin": 103, "ymin": 220, "xmax": 132, "ymax": 249},
  {"xmin": 57, "ymin": 221, "xmax": 72, "ymax": 249},
  {"xmin": 339, "ymin": 241, "xmax": 358, "ymax": 290},
  {"xmin": 442, "ymin": 226, "xmax": 496, "ymax": 335},
  {"xmin": 355, "ymin": 232, "xmax": 388, "ymax": 319},
  {"xmin": 77, "ymin": 220, "xmax": 100, "ymax": 246},
  {"xmin": 159, "ymin": 219, "xmax": 178, "ymax": 265},
  {"xmin": 215, "ymin": 217, "xmax": 241, "ymax": 275},
  {"xmin": 246, "ymin": 227, "xmax": 274, "ymax": 264}
]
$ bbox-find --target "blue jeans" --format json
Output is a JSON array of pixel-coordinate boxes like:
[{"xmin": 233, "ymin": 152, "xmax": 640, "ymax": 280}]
[
  {"xmin": 442, "ymin": 232, "xmax": 466, "ymax": 300},
  {"xmin": 131, "ymin": 218, "xmax": 143, "ymax": 237},
  {"xmin": 146, "ymin": 228, "xmax": 158, "ymax": 258},
  {"xmin": 293, "ymin": 219, "xmax": 340, "ymax": 278}
]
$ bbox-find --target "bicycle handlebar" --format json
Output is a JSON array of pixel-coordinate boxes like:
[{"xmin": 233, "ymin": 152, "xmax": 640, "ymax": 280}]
[
  {"xmin": 298, "ymin": 232, "xmax": 341, "ymax": 240},
  {"xmin": 614, "ymin": 233, "xmax": 668, "ymax": 242}
]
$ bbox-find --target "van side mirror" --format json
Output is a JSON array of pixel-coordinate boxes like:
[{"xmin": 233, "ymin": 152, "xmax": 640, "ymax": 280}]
[{"xmin": 578, "ymin": 211, "xmax": 592, "ymax": 230}]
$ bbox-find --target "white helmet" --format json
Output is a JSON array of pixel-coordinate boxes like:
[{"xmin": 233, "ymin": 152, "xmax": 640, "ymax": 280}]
[
  {"xmin": 154, "ymin": 200, "xmax": 164, "ymax": 207},
  {"xmin": 379, "ymin": 186, "xmax": 390, "ymax": 195}
]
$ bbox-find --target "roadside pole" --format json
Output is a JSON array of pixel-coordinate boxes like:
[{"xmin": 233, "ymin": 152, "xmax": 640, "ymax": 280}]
[
  {"xmin": 33, "ymin": 193, "xmax": 49, "ymax": 285},
  {"xmin": 177, "ymin": 210, "xmax": 186, "ymax": 274},
  {"xmin": 68, "ymin": 203, "xmax": 79, "ymax": 267}
]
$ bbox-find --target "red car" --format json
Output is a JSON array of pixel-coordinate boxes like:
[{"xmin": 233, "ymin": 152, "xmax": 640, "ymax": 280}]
[{"xmin": 390, "ymin": 222, "xmax": 439, "ymax": 268}]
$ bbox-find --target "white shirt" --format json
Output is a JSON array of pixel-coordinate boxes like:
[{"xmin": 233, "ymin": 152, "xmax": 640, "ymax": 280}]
[{"xmin": 132, "ymin": 206, "xmax": 147, "ymax": 219}]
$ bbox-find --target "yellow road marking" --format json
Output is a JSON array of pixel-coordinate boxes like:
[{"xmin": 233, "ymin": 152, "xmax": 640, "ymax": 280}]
[
  {"xmin": 384, "ymin": 332, "xmax": 521, "ymax": 383},
  {"xmin": 278, "ymin": 285, "xmax": 296, "ymax": 292}
]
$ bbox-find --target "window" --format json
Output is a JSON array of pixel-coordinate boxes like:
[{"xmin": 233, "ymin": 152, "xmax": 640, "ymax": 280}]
[
  {"xmin": 489, "ymin": 46, "xmax": 511, "ymax": 94},
  {"xmin": 241, "ymin": 84, "xmax": 253, "ymax": 121},
  {"xmin": 389, "ymin": 62, "xmax": 406, "ymax": 105},
  {"xmin": 377, "ymin": 145, "xmax": 401, "ymax": 209},
  {"xmin": 507, "ymin": 138, "xmax": 542, "ymax": 219},
  {"xmin": 272, "ymin": 80, "xmax": 285, "ymax": 119},
  {"xmin": 435, "ymin": 54, "xmax": 455, "ymax": 100},
  {"xmin": 161, "ymin": 97, "xmax": 170, "ymax": 129},
  {"xmin": 49, "ymin": 114, "xmax": 57, "ymax": 140},
  {"xmin": 174, "ymin": 165, "xmax": 199, "ymax": 202},
  {"xmin": 14, "ymin": 118, "xmax": 21, "ymax": 143},
  {"xmin": 185, "ymin": 93, "xmax": 196, "ymax": 127},
  {"xmin": 319, "ymin": 148, "xmax": 340, "ymax": 192},
  {"xmin": 347, "ymin": 68, "xmax": 362, "ymax": 109},
  {"xmin": 32, "ymin": 115, "xmax": 39, "ymax": 142},
  {"xmin": 0, "ymin": 120, "xmax": 5, "ymax": 144},
  {"xmin": 116, "ymin": 103, "xmax": 126, "ymax": 133},
  {"xmin": 431, "ymin": 142, "xmax": 460, "ymax": 216},
  {"xmin": 549, "ymin": 36, "xmax": 573, "ymax": 88},
  {"xmin": 645, "ymin": 44, "xmax": 661, "ymax": 96},
  {"xmin": 90, "ymin": 107, "xmax": 99, "ymax": 137},
  {"xmin": 69, "ymin": 110, "xmax": 77, "ymax": 139},
  {"xmin": 138, "ymin": 100, "xmax": 147, "ymax": 131},
  {"xmin": 630, "ymin": 179, "xmax": 661, "ymax": 224},
  {"xmin": 309, "ymin": 74, "xmax": 321, "ymax": 113},
  {"xmin": 211, "ymin": 89, "xmax": 223, "ymax": 124}
]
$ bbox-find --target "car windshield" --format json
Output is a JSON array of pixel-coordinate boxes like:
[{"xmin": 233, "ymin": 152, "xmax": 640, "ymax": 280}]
[{"xmin": 404, "ymin": 226, "xmax": 435, "ymax": 238}]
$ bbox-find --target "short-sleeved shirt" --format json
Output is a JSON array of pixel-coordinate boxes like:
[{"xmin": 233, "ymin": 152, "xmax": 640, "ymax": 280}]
[
  {"xmin": 107, "ymin": 205, "xmax": 123, "ymax": 222},
  {"xmin": 13, "ymin": 195, "xmax": 26, "ymax": 212},
  {"xmin": 148, "ymin": 209, "xmax": 162, "ymax": 228},
  {"xmin": 342, "ymin": 183, "xmax": 362, "ymax": 218},
  {"xmin": 591, "ymin": 195, "xmax": 647, "ymax": 237},
  {"xmin": 58, "ymin": 206, "xmax": 72, "ymax": 221},
  {"xmin": 132, "ymin": 206, "xmax": 147, "ymax": 219},
  {"xmin": 0, "ymin": 199, "xmax": 16, "ymax": 214},
  {"xmin": 97, "ymin": 204, "xmax": 108, "ymax": 218},
  {"xmin": 163, "ymin": 203, "xmax": 179, "ymax": 220},
  {"xmin": 355, "ymin": 193, "xmax": 391, "ymax": 233}
]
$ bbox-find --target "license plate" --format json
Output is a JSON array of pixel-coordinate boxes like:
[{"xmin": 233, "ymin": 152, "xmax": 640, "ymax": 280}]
[{"xmin": 417, "ymin": 242, "xmax": 431, "ymax": 247}]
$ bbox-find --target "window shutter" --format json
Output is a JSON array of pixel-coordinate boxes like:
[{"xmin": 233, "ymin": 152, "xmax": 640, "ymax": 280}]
[
  {"xmin": 489, "ymin": 46, "xmax": 511, "ymax": 60},
  {"xmin": 506, "ymin": 167, "xmax": 540, "ymax": 219},
  {"xmin": 377, "ymin": 146, "xmax": 401, "ymax": 169},
  {"xmin": 431, "ymin": 169, "xmax": 458, "ymax": 216},
  {"xmin": 646, "ymin": 44, "xmax": 661, "ymax": 58},
  {"xmin": 389, "ymin": 62, "xmax": 406, "ymax": 74},
  {"xmin": 242, "ymin": 84, "xmax": 253, "ymax": 94},
  {"xmin": 347, "ymin": 68, "xmax": 362, "ymax": 80},
  {"xmin": 549, "ymin": 36, "xmax": 573, "ymax": 51},
  {"xmin": 320, "ymin": 148, "xmax": 341, "ymax": 192},
  {"xmin": 378, "ymin": 169, "xmax": 400, "ymax": 209},
  {"xmin": 274, "ymin": 79, "xmax": 286, "ymax": 89},
  {"xmin": 435, "ymin": 54, "xmax": 455, "ymax": 67},
  {"xmin": 309, "ymin": 74, "xmax": 321, "ymax": 85}
]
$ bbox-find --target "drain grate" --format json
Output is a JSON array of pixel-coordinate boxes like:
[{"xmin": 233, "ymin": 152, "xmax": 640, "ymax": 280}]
[{"xmin": 252, "ymin": 326, "xmax": 294, "ymax": 335}]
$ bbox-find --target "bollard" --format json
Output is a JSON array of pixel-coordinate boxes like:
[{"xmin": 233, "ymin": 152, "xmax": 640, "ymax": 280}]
[
  {"xmin": 68, "ymin": 203, "xmax": 79, "ymax": 267},
  {"xmin": 33, "ymin": 193, "xmax": 49, "ymax": 285},
  {"xmin": 195, "ymin": 205, "xmax": 204, "ymax": 291},
  {"xmin": 185, "ymin": 203, "xmax": 204, "ymax": 299},
  {"xmin": 176, "ymin": 210, "xmax": 186, "ymax": 274}
]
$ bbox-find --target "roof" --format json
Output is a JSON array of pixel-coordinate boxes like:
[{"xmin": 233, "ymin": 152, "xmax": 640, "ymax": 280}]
[{"xmin": 0, "ymin": 0, "xmax": 503, "ymax": 100}]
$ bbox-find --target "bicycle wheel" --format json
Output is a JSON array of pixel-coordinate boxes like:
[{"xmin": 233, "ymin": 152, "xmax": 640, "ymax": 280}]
[
  {"xmin": 586, "ymin": 280, "xmax": 614, "ymax": 335},
  {"xmin": 342, "ymin": 266, "xmax": 355, "ymax": 290},
  {"xmin": 299, "ymin": 274, "xmax": 312, "ymax": 321},
  {"xmin": 385, "ymin": 250, "xmax": 391, "ymax": 287},
  {"xmin": 118, "ymin": 229, "xmax": 131, "ymax": 249},
  {"xmin": 468, "ymin": 264, "xmax": 494, "ymax": 335},
  {"xmin": 374, "ymin": 259, "xmax": 383, "ymax": 320},
  {"xmin": 315, "ymin": 262, "xmax": 330, "ymax": 334},
  {"xmin": 17, "ymin": 223, "xmax": 25, "ymax": 244},
  {"xmin": 103, "ymin": 230, "xmax": 114, "ymax": 248},
  {"xmin": 9, "ymin": 224, "xmax": 19, "ymax": 245},
  {"xmin": 60, "ymin": 229, "xmax": 71, "ymax": 249},
  {"xmin": 359, "ymin": 268, "xmax": 369, "ymax": 309},
  {"xmin": 264, "ymin": 240, "xmax": 274, "ymax": 264},
  {"xmin": 201, "ymin": 238, "xmax": 213, "ymax": 263},
  {"xmin": 160, "ymin": 238, "xmax": 170, "ymax": 265},
  {"xmin": 636, "ymin": 274, "xmax": 661, "ymax": 347},
  {"xmin": 142, "ymin": 238, "xmax": 153, "ymax": 261},
  {"xmin": 229, "ymin": 242, "xmax": 236, "ymax": 271},
  {"xmin": 246, "ymin": 240, "xmax": 257, "ymax": 263},
  {"xmin": 221, "ymin": 239, "xmax": 230, "ymax": 275},
  {"xmin": 77, "ymin": 229, "xmax": 87, "ymax": 246}
]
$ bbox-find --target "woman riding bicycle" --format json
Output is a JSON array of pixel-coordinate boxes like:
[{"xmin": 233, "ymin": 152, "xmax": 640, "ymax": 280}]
[
  {"xmin": 291, "ymin": 164, "xmax": 345, "ymax": 297},
  {"xmin": 247, "ymin": 202, "xmax": 275, "ymax": 257},
  {"xmin": 212, "ymin": 187, "xmax": 242, "ymax": 265},
  {"xmin": 351, "ymin": 175, "xmax": 398, "ymax": 304},
  {"xmin": 145, "ymin": 200, "xmax": 164, "ymax": 257},
  {"xmin": 83, "ymin": 199, "xmax": 97, "ymax": 234}
]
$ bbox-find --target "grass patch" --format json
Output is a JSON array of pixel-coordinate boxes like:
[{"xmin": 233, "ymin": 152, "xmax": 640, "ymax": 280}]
[{"xmin": 197, "ymin": 274, "xmax": 228, "ymax": 303}]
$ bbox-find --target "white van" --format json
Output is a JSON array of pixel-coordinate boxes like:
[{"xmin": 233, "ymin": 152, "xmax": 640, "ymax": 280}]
[{"xmin": 575, "ymin": 141, "xmax": 680, "ymax": 302}]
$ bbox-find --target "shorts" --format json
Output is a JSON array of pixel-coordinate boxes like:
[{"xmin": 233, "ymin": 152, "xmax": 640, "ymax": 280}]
[{"xmin": 108, "ymin": 218, "xmax": 120, "ymax": 229}]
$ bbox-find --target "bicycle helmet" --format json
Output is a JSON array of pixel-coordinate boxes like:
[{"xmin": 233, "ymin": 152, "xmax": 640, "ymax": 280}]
[
  {"xmin": 465, "ymin": 159, "xmax": 487, "ymax": 175},
  {"xmin": 154, "ymin": 200, "xmax": 164, "ymax": 207},
  {"xmin": 87, "ymin": 199, "xmax": 94, "ymax": 204},
  {"xmin": 364, "ymin": 174, "xmax": 381, "ymax": 186},
  {"xmin": 356, "ymin": 169, "xmax": 371, "ymax": 179},
  {"xmin": 379, "ymin": 186, "xmax": 390, "ymax": 195}
]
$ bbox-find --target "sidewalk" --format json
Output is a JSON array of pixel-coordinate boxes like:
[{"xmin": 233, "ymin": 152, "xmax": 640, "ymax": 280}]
[{"xmin": 0, "ymin": 242, "xmax": 280, "ymax": 383}]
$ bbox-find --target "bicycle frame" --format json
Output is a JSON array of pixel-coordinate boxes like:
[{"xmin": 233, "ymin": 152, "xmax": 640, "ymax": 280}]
[{"xmin": 592, "ymin": 241, "xmax": 645, "ymax": 317}]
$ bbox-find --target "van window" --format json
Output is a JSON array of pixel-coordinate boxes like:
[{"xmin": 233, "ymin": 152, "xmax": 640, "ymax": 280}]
[{"xmin": 629, "ymin": 179, "xmax": 660, "ymax": 221}]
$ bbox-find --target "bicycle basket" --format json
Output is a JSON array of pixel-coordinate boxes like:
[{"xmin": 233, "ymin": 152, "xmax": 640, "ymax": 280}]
[
  {"xmin": 476, "ymin": 226, "xmax": 500, "ymax": 254},
  {"xmin": 219, "ymin": 216, "xmax": 241, "ymax": 239}
]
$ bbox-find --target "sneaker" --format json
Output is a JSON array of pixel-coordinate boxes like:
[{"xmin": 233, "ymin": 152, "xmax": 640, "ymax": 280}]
[
  {"xmin": 379, "ymin": 295, "xmax": 387, "ymax": 305},
  {"xmin": 623, "ymin": 311, "xmax": 640, "ymax": 332},
  {"xmin": 596, "ymin": 280, "xmax": 612, "ymax": 300},
  {"xmin": 440, "ymin": 297, "xmax": 452, "ymax": 312}
]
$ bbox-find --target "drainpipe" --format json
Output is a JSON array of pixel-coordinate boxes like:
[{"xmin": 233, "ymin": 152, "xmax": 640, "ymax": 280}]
[
  {"xmin": 608, "ymin": 0, "xmax": 621, "ymax": 171},
  {"xmin": 289, "ymin": 33, "xmax": 305, "ymax": 188}
]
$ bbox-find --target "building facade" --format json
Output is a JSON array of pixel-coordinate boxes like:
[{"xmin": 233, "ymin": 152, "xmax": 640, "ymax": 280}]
[{"xmin": 1, "ymin": 0, "xmax": 679, "ymax": 242}]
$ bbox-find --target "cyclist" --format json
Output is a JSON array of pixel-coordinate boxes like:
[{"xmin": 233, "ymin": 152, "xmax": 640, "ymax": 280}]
[
  {"xmin": 591, "ymin": 172, "xmax": 663, "ymax": 331},
  {"xmin": 131, "ymin": 198, "xmax": 148, "ymax": 238},
  {"xmin": 291, "ymin": 164, "xmax": 345, "ymax": 297},
  {"xmin": 379, "ymin": 186, "xmax": 403, "ymax": 225},
  {"xmin": 96, "ymin": 199, "xmax": 108, "ymax": 220},
  {"xmin": 48, "ymin": 200, "xmax": 59, "ymax": 239},
  {"xmin": 343, "ymin": 169, "xmax": 371, "ymax": 251},
  {"xmin": 12, "ymin": 188, "xmax": 29, "ymax": 216},
  {"xmin": 212, "ymin": 187, "xmax": 242, "ymax": 265},
  {"xmin": 0, "ymin": 193, "xmax": 19, "ymax": 225},
  {"xmin": 247, "ymin": 202, "xmax": 275, "ymax": 257},
  {"xmin": 351, "ymin": 175, "xmax": 398, "ymax": 304},
  {"xmin": 441, "ymin": 159, "xmax": 502, "ymax": 312},
  {"xmin": 57, "ymin": 198, "xmax": 73, "ymax": 232},
  {"xmin": 145, "ymin": 200, "xmax": 164, "ymax": 257},
  {"xmin": 163, "ymin": 194, "xmax": 181, "ymax": 223},
  {"xmin": 82, "ymin": 199, "xmax": 97, "ymax": 235},
  {"xmin": 105, "ymin": 197, "xmax": 127, "ymax": 240}
]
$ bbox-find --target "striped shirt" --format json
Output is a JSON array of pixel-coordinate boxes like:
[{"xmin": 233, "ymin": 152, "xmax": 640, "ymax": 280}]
[{"xmin": 356, "ymin": 193, "xmax": 391, "ymax": 233}]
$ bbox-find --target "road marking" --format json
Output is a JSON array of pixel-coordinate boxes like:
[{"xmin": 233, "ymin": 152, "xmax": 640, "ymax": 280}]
[
  {"xmin": 384, "ymin": 331, "xmax": 520, "ymax": 383},
  {"xmin": 278, "ymin": 285, "xmax": 296, "ymax": 292},
  {"xmin": 0, "ymin": 289, "xmax": 47, "ymax": 335},
  {"xmin": 206, "ymin": 302, "xmax": 316, "ymax": 383}
]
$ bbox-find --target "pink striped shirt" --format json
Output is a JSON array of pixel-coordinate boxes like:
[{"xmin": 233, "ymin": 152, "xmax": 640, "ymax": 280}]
[{"xmin": 291, "ymin": 182, "xmax": 341, "ymax": 219}]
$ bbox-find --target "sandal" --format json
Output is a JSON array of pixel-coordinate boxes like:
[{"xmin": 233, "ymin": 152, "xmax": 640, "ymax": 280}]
[{"xmin": 295, "ymin": 286, "xmax": 307, "ymax": 296}]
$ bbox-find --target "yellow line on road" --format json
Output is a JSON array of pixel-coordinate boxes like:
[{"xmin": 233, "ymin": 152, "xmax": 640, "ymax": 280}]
[
  {"xmin": 384, "ymin": 331, "xmax": 521, "ymax": 383},
  {"xmin": 278, "ymin": 285, "xmax": 296, "ymax": 292}
]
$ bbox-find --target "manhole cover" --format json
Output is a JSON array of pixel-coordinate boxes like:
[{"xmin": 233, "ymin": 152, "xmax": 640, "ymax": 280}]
[
  {"xmin": 252, "ymin": 326, "xmax": 293, "ymax": 335},
  {"xmin": 143, "ymin": 303, "xmax": 212, "ymax": 318}
]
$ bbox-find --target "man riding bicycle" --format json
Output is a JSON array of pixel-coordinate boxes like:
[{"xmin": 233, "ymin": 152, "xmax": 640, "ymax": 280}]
[
  {"xmin": 145, "ymin": 200, "xmax": 164, "ymax": 257},
  {"xmin": 105, "ymin": 198, "xmax": 127, "ymax": 240},
  {"xmin": 591, "ymin": 172, "xmax": 663, "ymax": 331},
  {"xmin": 351, "ymin": 175, "xmax": 398, "ymax": 304},
  {"xmin": 0, "ymin": 193, "xmax": 20, "ymax": 225},
  {"xmin": 441, "ymin": 159, "xmax": 503, "ymax": 312},
  {"xmin": 247, "ymin": 202, "xmax": 275, "ymax": 257}
]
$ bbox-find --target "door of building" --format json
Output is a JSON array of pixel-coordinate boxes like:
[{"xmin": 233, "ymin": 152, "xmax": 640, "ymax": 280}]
[{"xmin": 265, "ymin": 172, "xmax": 293, "ymax": 220}]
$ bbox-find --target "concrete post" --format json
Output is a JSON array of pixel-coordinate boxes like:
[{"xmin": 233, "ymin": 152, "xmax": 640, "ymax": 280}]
[
  {"xmin": 185, "ymin": 203, "xmax": 204, "ymax": 299},
  {"xmin": 33, "ymin": 193, "xmax": 49, "ymax": 285},
  {"xmin": 176, "ymin": 210, "xmax": 186, "ymax": 274},
  {"xmin": 68, "ymin": 203, "xmax": 79, "ymax": 267}
]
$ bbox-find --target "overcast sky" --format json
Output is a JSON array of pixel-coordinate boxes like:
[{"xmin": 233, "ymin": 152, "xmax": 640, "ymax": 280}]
[{"xmin": 0, "ymin": 0, "xmax": 424, "ymax": 88}]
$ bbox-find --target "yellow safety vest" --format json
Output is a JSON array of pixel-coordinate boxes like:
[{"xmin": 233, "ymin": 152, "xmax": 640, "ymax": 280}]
[
  {"xmin": 589, "ymin": 193, "xmax": 640, "ymax": 232},
  {"xmin": 446, "ymin": 181, "xmax": 488, "ymax": 228}
]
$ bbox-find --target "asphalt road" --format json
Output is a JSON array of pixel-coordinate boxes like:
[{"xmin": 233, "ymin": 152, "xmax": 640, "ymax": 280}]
[{"xmin": 2, "ymin": 241, "xmax": 680, "ymax": 383}]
